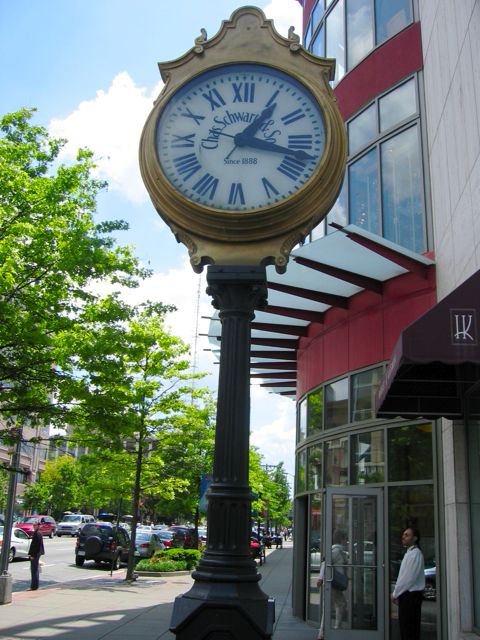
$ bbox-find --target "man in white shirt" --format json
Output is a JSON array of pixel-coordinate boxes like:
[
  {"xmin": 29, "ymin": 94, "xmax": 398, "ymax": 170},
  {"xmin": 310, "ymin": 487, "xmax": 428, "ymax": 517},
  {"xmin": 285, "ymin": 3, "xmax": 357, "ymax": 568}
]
[{"xmin": 391, "ymin": 527, "xmax": 425, "ymax": 640}]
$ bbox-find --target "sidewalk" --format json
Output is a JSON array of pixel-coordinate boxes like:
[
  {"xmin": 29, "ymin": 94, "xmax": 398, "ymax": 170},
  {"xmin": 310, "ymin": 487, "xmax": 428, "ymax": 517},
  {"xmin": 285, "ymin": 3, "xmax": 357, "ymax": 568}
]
[{"xmin": 0, "ymin": 543, "xmax": 316, "ymax": 640}]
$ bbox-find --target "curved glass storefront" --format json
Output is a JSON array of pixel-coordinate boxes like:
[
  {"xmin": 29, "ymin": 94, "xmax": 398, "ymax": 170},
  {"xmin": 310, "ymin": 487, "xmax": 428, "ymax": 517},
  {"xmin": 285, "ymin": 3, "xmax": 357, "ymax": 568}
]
[{"xmin": 295, "ymin": 366, "xmax": 439, "ymax": 639}]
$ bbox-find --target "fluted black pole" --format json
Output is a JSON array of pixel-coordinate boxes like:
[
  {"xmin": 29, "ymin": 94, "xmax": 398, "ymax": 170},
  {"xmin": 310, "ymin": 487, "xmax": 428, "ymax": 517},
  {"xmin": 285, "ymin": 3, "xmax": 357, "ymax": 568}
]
[{"xmin": 170, "ymin": 265, "xmax": 274, "ymax": 639}]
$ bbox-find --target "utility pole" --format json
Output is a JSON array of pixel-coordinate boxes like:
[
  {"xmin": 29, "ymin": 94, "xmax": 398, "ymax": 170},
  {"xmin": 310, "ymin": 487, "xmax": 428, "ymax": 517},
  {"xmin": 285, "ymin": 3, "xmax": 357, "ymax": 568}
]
[{"xmin": 0, "ymin": 428, "xmax": 22, "ymax": 604}]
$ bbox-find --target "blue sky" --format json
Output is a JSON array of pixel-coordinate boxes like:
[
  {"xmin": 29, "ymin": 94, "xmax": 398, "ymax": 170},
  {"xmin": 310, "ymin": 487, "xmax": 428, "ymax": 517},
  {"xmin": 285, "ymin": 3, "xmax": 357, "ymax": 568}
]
[{"xmin": 0, "ymin": 0, "xmax": 301, "ymax": 478}]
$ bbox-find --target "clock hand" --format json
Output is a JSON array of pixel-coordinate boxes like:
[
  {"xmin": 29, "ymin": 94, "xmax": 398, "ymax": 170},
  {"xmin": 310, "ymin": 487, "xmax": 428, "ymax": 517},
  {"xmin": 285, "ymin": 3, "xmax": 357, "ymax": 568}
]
[
  {"xmin": 239, "ymin": 102, "xmax": 277, "ymax": 138},
  {"xmin": 234, "ymin": 133, "xmax": 316, "ymax": 161}
]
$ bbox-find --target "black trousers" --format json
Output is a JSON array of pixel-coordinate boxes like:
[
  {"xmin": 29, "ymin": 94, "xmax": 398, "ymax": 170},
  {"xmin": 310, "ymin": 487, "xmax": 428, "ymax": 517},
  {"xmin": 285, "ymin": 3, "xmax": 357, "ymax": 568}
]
[
  {"xmin": 30, "ymin": 555, "xmax": 40, "ymax": 590},
  {"xmin": 398, "ymin": 590, "xmax": 423, "ymax": 640}
]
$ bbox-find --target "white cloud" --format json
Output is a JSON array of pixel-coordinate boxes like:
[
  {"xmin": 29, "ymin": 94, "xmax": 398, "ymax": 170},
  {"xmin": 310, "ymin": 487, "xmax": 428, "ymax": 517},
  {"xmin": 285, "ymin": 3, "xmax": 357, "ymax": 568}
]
[
  {"xmin": 250, "ymin": 386, "xmax": 296, "ymax": 480},
  {"xmin": 49, "ymin": 72, "xmax": 163, "ymax": 204},
  {"xmin": 262, "ymin": 0, "xmax": 303, "ymax": 38}
]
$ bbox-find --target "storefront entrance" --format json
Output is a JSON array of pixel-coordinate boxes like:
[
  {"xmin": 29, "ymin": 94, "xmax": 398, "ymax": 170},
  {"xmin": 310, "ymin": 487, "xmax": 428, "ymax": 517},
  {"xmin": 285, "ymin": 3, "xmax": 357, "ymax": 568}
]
[{"xmin": 323, "ymin": 487, "xmax": 384, "ymax": 640}]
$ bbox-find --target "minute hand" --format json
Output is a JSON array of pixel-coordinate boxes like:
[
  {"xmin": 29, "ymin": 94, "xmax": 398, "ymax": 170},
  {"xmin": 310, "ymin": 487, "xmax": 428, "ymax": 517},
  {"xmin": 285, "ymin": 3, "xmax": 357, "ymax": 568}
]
[{"xmin": 235, "ymin": 133, "xmax": 316, "ymax": 161}]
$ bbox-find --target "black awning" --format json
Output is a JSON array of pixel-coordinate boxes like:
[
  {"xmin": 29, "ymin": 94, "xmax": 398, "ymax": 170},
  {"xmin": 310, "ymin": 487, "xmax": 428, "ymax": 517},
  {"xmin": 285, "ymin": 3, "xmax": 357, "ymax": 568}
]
[{"xmin": 376, "ymin": 269, "xmax": 480, "ymax": 419}]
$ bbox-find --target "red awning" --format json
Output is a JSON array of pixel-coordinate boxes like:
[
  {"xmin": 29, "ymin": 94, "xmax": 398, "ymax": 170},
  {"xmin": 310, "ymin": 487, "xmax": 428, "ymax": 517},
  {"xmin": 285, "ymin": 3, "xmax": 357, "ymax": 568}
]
[{"xmin": 376, "ymin": 269, "xmax": 480, "ymax": 419}]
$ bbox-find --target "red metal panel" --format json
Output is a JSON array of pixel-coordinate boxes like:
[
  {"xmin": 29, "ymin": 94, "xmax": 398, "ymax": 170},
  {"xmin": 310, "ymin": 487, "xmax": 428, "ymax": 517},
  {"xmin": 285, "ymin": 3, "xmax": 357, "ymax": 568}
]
[{"xmin": 334, "ymin": 22, "xmax": 423, "ymax": 121}]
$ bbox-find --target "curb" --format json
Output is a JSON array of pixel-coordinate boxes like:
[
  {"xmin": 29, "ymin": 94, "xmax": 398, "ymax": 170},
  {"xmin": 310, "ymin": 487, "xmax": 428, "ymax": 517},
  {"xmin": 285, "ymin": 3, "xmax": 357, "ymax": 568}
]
[{"xmin": 134, "ymin": 570, "xmax": 192, "ymax": 577}]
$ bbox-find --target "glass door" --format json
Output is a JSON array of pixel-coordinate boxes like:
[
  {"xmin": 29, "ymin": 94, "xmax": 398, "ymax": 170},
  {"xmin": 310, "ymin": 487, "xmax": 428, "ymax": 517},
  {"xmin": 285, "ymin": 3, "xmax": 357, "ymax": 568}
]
[{"xmin": 323, "ymin": 487, "xmax": 384, "ymax": 640}]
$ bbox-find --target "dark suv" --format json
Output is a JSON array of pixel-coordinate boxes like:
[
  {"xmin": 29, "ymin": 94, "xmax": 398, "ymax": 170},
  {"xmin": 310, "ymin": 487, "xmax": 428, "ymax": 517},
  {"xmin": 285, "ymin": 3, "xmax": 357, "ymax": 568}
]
[
  {"xmin": 75, "ymin": 522, "xmax": 130, "ymax": 569},
  {"xmin": 169, "ymin": 526, "xmax": 197, "ymax": 549}
]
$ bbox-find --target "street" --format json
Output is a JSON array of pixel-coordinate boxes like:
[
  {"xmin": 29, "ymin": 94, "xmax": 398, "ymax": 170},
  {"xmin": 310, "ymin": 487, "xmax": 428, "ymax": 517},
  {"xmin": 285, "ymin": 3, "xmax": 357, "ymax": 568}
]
[{"xmin": 8, "ymin": 535, "xmax": 124, "ymax": 592}]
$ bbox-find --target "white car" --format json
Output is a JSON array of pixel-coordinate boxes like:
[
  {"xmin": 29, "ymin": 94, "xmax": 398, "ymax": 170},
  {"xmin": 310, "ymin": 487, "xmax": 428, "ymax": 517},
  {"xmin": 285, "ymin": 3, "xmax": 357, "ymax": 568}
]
[{"xmin": 0, "ymin": 526, "xmax": 31, "ymax": 562}]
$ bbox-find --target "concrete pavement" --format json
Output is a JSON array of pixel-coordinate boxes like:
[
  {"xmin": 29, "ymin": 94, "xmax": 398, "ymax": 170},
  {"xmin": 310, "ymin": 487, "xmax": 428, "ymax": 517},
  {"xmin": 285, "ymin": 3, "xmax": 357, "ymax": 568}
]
[{"xmin": 0, "ymin": 542, "xmax": 317, "ymax": 640}]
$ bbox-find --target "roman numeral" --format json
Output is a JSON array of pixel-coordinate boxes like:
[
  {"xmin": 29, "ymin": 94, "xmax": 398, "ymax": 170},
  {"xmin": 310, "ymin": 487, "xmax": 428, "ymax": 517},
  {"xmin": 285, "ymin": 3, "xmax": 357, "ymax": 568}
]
[
  {"xmin": 193, "ymin": 173, "xmax": 219, "ymax": 199},
  {"xmin": 277, "ymin": 157, "xmax": 306, "ymax": 181},
  {"xmin": 261, "ymin": 177, "xmax": 280, "ymax": 198},
  {"xmin": 171, "ymin": 133, "xmax": 195, "ymax": 148},
  {"xmin": 173, "ymin": 153, "xmax": 201, "ymax": 181},
  {"xmin": 266, "ymin": 90, "xmax": 280, "ymax": 108},
  {"xmin": 288, "ymin": 134, "xmax": 313, "ymax": 150},
  {"xmin": 228, "ymin": 183, "xmax": 246, "ymax": 205},
  {"xmin": 281, "ymin": 109, "xmax": 306, "ymax": 125},
  {"xmin": 232, "ymin": 82, "xmax": 256, "ymax": 103},
  {"xmin": 202, "ymin": 88, "xmax": 226, "ymax": 111},
  {"xmin": 181, "ymin": 108, "xmax": 205, "ymax": 126}
]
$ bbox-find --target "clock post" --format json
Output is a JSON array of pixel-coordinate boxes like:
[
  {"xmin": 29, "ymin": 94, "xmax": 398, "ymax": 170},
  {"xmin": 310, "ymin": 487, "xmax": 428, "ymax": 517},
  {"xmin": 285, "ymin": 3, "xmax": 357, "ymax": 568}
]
[{"xmin": 139, "ymin": 7, "xmax": 347, "ymax": 639}]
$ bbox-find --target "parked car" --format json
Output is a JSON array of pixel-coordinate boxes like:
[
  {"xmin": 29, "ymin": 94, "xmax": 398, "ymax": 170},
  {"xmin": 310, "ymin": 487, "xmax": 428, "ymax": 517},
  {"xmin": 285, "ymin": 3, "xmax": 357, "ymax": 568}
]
[
  {"xmin": 169, "ymin": 526, "xmax": 196, "ymax": 549},
  {"xmin": 56, "ymin": 514, "xmax": 95, "ymax": 537},
  {"xmin": 0, "ymin": 526, "xmax": 31, "ymax": 562},
  {"xmin": 75, "ymin": 522, "xmax": 130, "ymax": 569},
  {"xmin": 16, "ymin": 515, "xmax": 57, "ymax": 538},
  {"xmin": 155, "ymin": 530, "xmax": 174, "ymax": 548},
  {"xmin": 424, "ymin": 564, "xmax": 436, "ymax": 600},
  {"xmin": 134, "ymin": 531, "xmax": 165, "ymax": 559}
]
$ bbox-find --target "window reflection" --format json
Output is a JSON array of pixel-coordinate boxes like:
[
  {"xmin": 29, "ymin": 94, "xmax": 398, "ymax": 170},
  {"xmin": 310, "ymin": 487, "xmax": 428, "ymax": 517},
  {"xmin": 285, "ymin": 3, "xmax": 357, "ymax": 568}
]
[
  {"xmin": 376, "ymin": 0, "xmax": 412, "ymax": 45},
  {"xmin": 326, "ymin": 0, "xmax": 345, "ymax": 83},
  {"xmin": 346, "ymin": 0, "xmax": 374, "ymax": 70},
  {"xmin": 308, "ymin": 388, "xmax": 324, "ymax": 436},
  {"xmin": 351, "ymin": 431, "xmax": 384, "ymax": 484},
  {"xmin": 325, "ymin": 437, "xmax": 349, "ymax": 485},
  {"xmin": 308, "ymin": 445, "xmax": 323, "ymax": 490},
  {"xmin": 299, "ymin": 398, "xmax": 307, "ymax": 443},
  {"xmin": 349, "ymin": 148, "xmax": 380, "ymax": 234},
  {"xmin": 325, "ymin": 377, "xmax": 349, "ymax": 429},
  {"xmin": 297, "ymin": 448, "xmax": 307, "ymax": 493},
  {"xmin": 381, "ymin": 126, "xmax": 425, "ymax": 253},
  {"xmin": 379, "ymin": 78, "xmax": 416, "ymax": 132},
  {"xmin": 325, "ymin": 179, "xmax": 347, "ymax": 233},
  {"xmin": 388, "ymin": 423, "xmax": 433, "ymax": 481},
  {"xmin": 312, "ymin": 24, "xmax": 325, "ymax": 57},
  {"xmin": 308, "ymin": 493, "xmax": 323, "ymax": 622},
  {"xmin": 351, "ymin": 366, "xmax": 383, "ymax": 421},
  {"xmin": 348, "ymin": 104, "xmax": 377, "ymax": 156}
]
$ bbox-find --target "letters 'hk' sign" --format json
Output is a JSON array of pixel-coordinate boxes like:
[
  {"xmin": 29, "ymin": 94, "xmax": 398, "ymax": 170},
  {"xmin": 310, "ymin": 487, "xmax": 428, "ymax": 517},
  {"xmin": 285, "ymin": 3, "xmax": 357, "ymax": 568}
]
[{"xmin": 139, "ymin": 6, "xmax": 347, "ymax": 273}]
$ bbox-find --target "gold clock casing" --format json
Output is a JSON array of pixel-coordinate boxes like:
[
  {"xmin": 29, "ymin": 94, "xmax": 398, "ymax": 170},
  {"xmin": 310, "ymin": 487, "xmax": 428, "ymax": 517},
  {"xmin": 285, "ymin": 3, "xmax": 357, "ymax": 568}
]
[{"xmin": 139, "ymin": 6, "xmax": 347, "ymax": 273}]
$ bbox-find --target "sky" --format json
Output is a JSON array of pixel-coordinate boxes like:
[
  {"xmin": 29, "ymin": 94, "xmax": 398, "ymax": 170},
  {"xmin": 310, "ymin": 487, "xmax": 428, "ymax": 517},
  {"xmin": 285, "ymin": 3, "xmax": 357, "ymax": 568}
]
[{"xmin": 0, "ymin": 0, "xmax": 302, "ymax": 481}]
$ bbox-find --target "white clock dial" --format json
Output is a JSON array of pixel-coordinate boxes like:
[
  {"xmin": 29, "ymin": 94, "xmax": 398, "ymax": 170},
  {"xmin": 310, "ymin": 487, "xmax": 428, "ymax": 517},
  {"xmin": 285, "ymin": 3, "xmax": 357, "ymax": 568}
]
[{"xmin": 156, "ymin": 64, "xmax": 326, "ymax": 212}]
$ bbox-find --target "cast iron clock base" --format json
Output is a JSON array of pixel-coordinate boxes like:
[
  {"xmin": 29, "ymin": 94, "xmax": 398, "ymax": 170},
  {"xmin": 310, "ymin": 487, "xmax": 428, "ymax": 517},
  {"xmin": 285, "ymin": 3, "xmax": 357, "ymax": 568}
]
[{"xmin": 169, "ymin": 265, "xmax": 274, "ymax": 639}]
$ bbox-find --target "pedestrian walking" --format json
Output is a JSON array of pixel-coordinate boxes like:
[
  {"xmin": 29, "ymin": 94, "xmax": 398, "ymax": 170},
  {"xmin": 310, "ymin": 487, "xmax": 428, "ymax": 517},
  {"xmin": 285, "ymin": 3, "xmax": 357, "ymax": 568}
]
[
  {"xmin": 391, "ymin": 527, "xmax": 425, "ymax": 640},
  {"xmin": 316, "ymin": 530, "xmax": 348, "ymax": 639},
  {"xmin": 28, "ymin": 520, "xmax": 45, "ymax": 590}
]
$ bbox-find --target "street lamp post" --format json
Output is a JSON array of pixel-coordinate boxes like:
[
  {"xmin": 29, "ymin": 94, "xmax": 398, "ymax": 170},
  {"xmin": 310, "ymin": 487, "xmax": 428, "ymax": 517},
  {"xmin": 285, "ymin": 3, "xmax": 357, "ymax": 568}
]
[{"xmin": 170, "ymin": 265, "xmax": 274, "ymax": 639}]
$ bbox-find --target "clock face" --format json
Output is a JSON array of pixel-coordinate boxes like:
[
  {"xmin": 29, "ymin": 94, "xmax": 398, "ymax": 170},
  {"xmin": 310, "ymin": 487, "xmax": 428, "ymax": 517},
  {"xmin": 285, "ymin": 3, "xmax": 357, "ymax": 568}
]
[{"xmin": 155, "ymin": 64, "xmax": 326, "ymax": 212}]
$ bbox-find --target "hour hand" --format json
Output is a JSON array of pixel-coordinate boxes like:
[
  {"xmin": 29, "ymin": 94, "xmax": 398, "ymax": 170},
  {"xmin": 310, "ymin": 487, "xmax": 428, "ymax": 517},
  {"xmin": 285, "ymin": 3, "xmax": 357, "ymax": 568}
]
[
  {"xmin": 240, "ymin": 103, "xmax": 277, "ymax": 138},
  {"xmin": 235, "ymin": 133, "xmax": 316, "ymax": 161}
]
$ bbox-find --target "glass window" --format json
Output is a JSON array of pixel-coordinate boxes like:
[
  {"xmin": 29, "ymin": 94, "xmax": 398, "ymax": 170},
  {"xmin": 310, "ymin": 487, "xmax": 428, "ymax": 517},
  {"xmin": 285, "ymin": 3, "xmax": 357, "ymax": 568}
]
[
  {"xmin": 351, "ymin": 366, "xmax": 383, "ymax": 422},
  {"xmin": 325, "ymin": 436, "xmax": 349, "ymax": 485},
  {"xmin": 351, "ymin": 430, "xmax": 384, "ymax": 483},
  {"xmin": 389, "ymin": 484, "xmax": 436, "ymax": 638},
  {"xmin": 379, "ymin": 78, "xmax": 417, "ymax": 132},
  {"xmin": 305, "ymin": 20, "xmax": 314, "ymax": 49},
  {"xmin": 346, "ymin": 0, "xmax": 374, "ymax": 70},
  {"xmin": 325, "ymin": 179, "xmax": 347, "ymax": 233},
  {"xmin": 326, "ymin": 0, "xmax": 345, "ymax": 84},
  {"xmin": 375, "ymin": 0, "xmax": 412, "ymax": 45},
  {"xmin": 349, "ymin": 148, "xmax": 380, "ymax": 234},
  {"xmin": 308, "ymin": 388, "xmax": 324, "ymax": 436},
  {"xmin": 296, "ymin": 448, "xmax": 307, "ymax": 493},
  {"xmin": 298, "ymin": 398, "xmax": 307, "ymax": 443},
  {"xmin": 325, "ymin": 377, "xmax": 349, "ymax": 429},
  {"xmin": 467, "ymin": 416, "xmax": 480, "ymax": 627},
  {"xmin": 307, "ymin": 493, "xmax": 323, "ymax": 622},
  {"xmin": 388, "ymin": 423, "xmax": 433, "ymax": 482},
  {"xmin": 312, "ymin": 1, "xmax": 326, "ymax": 29},
  {"xmin": 381, "ymin": 125, "xmax": 425, "ymax": 253},
  {"xmin": 311, "ymin": 24, "xmax": 325, "ymax": 57},
  {"xmin": 308, "ymin": 445, "xmax": 323, "ymax": 490},
  {"xmin": 348, "ymin": 104, "xmax": 377, "ymax": 155}
]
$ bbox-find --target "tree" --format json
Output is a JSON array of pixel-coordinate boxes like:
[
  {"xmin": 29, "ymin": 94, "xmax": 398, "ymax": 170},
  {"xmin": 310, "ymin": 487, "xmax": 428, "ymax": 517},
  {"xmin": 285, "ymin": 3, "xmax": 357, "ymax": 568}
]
[
  {"xmin": 22, "ymin": 455, "xmax": 80, "ymax": 519},
  {"xmin": 0, "ymin": 108, "xmax": 148, "ymax": 430},
  {"xmin": 62, "ymin": 301, "xmax": 213, "ymax": 578},
  {"xmin": 0, "ymin": 466, "xmax": 8, "ymax": 513}
]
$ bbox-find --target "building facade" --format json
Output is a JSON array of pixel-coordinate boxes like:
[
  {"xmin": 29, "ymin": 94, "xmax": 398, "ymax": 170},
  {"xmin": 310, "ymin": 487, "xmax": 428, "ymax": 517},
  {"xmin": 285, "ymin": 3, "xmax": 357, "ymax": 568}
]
[{"xmin": 287, "ymin": 1, "xmax": 480, "ymax": 638}]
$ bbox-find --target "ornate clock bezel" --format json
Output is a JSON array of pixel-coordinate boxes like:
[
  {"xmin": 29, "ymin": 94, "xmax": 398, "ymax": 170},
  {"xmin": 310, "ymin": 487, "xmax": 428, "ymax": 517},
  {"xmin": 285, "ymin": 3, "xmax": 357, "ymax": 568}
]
[{"xmin": 139, "ymin": 6, "xmax": 347, "ymax": 272}]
